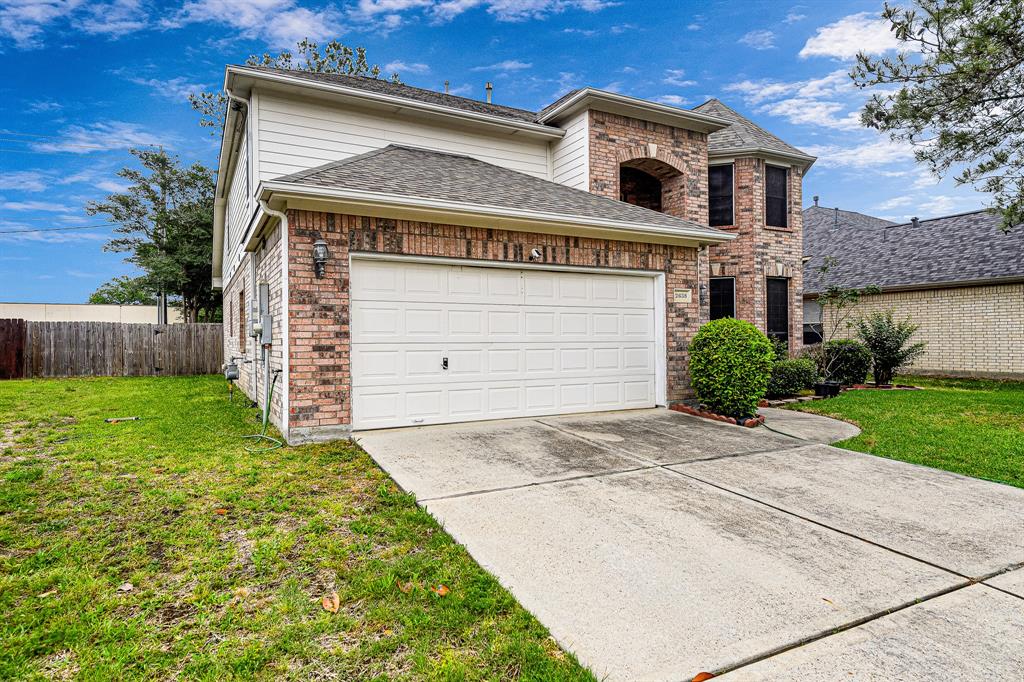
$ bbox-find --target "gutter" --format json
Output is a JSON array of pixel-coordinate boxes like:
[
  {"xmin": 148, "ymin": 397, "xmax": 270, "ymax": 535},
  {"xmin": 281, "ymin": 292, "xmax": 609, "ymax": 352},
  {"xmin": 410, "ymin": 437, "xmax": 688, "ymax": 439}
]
[
  {"xmin": 709, "ymin": 145, "xmax": 816, "ymax": 169},
  {"xmin": 258, "ymin": 181, "xmax": 736, "ymax": 245},
  {"xmin": 226, "ymin": 65, "xmax": 564, "ymax": 140},
  {"xmin": 536, "ymin": 88, "xmax": 732, "ymax": 134}
]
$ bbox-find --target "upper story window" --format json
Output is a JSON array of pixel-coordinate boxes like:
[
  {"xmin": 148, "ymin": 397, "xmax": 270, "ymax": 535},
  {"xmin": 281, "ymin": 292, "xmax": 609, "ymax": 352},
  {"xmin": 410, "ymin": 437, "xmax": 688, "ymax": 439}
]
[
  {"xmin": 708, "ymin": 164, "xmax": 733, "ymax": 227},
  {"xmin": 765, "ymin": 165, "xmax": 788, "ymax": 228}
]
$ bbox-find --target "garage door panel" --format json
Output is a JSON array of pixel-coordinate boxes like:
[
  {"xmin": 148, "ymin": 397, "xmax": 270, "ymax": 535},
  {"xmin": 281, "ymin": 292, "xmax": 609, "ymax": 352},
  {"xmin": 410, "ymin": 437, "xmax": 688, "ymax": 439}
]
[{"xmin": 351, "ymin": 260, "xmax": 658, "ymax": 429}]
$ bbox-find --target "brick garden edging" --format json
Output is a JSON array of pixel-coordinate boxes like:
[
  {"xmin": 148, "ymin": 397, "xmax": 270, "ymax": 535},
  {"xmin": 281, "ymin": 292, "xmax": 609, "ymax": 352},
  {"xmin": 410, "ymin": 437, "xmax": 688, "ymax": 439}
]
[{"xmin": 670, "ymin": 403, "xmax": 766, "ymax": 428}]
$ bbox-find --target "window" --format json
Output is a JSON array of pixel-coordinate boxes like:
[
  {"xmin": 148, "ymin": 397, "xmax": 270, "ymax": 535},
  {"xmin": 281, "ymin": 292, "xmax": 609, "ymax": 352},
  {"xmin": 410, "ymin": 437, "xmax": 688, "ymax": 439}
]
[
  {"xmin": 238, "ymin": 290, "xmax": 246, "ymax": 352},
  {"xmin": 708, "ymin": 164, "xmax": 733, "ymax": 226},
  {"xmin": 765, "ymin": 165, "xmax": 788, "ymax": 228},
  {"xmin": 709, "ymin": 277, "xmax": 735, "ymax": 319},
  {"xmin": 766, "ymin": 278, "xmax": 789, "ymax": 345},
  {"xmin": 619, "ymin": 166, "xmax": 662, "ymax": 212}
]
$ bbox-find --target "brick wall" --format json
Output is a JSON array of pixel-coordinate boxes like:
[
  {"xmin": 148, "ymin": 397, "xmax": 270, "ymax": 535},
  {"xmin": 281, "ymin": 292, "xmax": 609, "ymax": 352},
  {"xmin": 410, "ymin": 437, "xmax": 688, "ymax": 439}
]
[
  {"xmin": 588, "ymin": 110, "xmax": 709, "ymax": 225},
  {"xmin": 706, "ymin": 158, "xmax": 804, "ymax": 353},
  {"xmin": 221, "ymin": 224, "xmax": 286, "ymax": 429},
  {"xmin": 822, "ymin": 283, "xmax": 1024, "ymax": 378},
  {"xmin": 286, "ymin": 211, "xmax": 704, "ymax": 438}
]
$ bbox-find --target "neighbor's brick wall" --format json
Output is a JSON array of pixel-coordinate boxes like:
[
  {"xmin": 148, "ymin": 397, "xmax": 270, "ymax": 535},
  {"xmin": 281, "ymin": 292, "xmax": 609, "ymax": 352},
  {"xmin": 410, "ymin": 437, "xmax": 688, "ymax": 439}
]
[
  {"xmin": 221, "ymin": 225, "xmax": 286, "ymax": 429},
  {"xmin": 287, "ymin": 211, "xmax": 705, "ymax": 432},
  {"xmin": 588, "ymin": 110, "xmax": 709, "ymax": 225},
  {"xmin": 822, "ymin": 283, "xmax": 1024, "ymax": 377},
  {"xmin": 707, "ymin": 158, "xmax": 804, "ymax": 353}
]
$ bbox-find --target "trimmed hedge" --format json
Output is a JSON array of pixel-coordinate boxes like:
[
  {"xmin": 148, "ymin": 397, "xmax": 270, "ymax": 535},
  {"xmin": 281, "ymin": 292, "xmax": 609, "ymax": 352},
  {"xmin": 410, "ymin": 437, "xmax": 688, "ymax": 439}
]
[
  {"xmin": 824, "ymin": 339, "xmax": 872, "ymax": 385},
  {"xmin": 688, "ymin": 318, "xmax": 774, "ymax": 418},
  {"xmin": 767, "ymin": 358, "xmax": 819, "ymax": 398}
]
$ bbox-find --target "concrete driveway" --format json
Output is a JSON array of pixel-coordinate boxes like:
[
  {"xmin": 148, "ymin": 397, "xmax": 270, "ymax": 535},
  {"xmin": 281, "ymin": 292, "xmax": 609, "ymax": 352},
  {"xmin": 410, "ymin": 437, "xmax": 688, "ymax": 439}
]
[{"xmin": 355, "ymin": 409, "xmax": 1024, "ymax": 681}]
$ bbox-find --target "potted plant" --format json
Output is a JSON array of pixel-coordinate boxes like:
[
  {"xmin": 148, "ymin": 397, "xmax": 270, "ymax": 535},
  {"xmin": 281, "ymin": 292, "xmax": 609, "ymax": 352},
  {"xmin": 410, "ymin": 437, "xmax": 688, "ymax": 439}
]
[{"xmin": 809, "ymin": 257, "xmax": 880, "ymax": 397}]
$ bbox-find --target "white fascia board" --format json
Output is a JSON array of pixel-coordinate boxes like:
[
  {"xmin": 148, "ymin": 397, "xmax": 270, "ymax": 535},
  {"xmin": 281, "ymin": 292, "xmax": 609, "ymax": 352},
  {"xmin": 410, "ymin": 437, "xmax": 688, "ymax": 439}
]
[
  {"xmin": 225, "ymin": 66, "xmax": 564, "ymax": 141},
  {"xmin": 709, "ymin": 146, "xmax": 817, "ymax": 170},
  {"xmin": 257, "ymin": 181, "xmax": 735, "ymax": 246},
  {"xmin": 538, "ymin": 88, "xmax": 731, "ymax": 134}
]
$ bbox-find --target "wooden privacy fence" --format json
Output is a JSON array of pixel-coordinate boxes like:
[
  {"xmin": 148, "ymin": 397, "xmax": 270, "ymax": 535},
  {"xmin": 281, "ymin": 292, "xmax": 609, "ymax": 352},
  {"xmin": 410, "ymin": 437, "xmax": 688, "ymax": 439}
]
[{"xmin": 0, "ymin": 319, "xmax": 222, "ymax": 379}]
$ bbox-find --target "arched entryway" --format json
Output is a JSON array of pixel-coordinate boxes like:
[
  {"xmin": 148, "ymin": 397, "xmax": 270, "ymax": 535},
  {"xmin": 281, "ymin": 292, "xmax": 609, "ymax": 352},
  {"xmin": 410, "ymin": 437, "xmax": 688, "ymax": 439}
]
[{"xmin": 616, "ymin": 147, "xmax": 688, "ymax": 216}]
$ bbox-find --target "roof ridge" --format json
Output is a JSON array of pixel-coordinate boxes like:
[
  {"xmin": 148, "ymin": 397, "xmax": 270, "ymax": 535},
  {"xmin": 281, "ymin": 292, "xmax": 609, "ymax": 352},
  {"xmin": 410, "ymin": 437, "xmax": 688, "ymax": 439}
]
[{"xmin": 883, "ymin": 207, "xmax": 997, "ymax": 228}]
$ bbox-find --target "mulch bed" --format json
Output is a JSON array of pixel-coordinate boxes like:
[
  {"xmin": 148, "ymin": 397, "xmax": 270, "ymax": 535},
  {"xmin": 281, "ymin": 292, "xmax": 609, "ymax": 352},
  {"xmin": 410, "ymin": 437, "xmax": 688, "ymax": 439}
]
[{"xmin": 669, "ymin": 403, "xmax": 766, "ymax": 428}]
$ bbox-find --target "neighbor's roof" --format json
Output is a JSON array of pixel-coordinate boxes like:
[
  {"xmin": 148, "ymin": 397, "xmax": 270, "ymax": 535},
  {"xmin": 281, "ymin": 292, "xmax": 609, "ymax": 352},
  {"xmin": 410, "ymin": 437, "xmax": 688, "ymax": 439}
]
[
  {"xmin": 242, "ymin": 66, "xmax": 541, "ymax": 124},
  {"xmin": 693, "ymin": 99, "xmax": 814, "ymax": 164},
  {"xmin": 273, "ymin": 144, "xmax": 732, "ymax": 239},
  {"xmin": 803, "ymin": 206, "xmax": 1024, "ymax": 294}
]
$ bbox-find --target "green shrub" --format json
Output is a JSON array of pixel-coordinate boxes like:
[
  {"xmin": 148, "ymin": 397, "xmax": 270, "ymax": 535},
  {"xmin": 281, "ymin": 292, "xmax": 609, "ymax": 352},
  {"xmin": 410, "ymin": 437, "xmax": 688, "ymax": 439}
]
[
  {"xmin": 766, "ymin": 358, "xmax": 819, "ymax": 398},
  {"xmin": 855, "ymin": 310, "xmax": 927, "ymax": 385},
  {"xmin": 770, "ymin": 337, "xmax": 789, "ymax": 362},
  {"xmin": 823, "ymin": 339, "xmax": 873, "ymax": 385},
  {"xmin": 688, "ymin": 318, "xmax": 774, "ymax": 418}
]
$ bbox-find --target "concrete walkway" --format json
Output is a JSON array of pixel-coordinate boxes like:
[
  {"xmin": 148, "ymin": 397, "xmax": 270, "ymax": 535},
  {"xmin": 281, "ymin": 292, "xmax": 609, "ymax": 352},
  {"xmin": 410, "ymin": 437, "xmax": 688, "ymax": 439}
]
[
  {"xmin": 355, "ymin": 408, "xmax": 1024, "ymax": 681},
  {"xmin": 758, "ymin": 406, "xmax": 861, "ymax": 443}
]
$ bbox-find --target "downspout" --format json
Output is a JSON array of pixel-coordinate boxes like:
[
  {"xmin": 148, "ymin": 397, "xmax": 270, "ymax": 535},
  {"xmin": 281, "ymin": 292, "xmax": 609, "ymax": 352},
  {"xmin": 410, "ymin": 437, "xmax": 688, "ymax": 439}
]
[
  {"xmin": 260, "ymin": 199, "xmax": 289, "ymax": 442},
  {"xmin": 213, "ymin": 88, "xmax": 250, "ymax": 288}
]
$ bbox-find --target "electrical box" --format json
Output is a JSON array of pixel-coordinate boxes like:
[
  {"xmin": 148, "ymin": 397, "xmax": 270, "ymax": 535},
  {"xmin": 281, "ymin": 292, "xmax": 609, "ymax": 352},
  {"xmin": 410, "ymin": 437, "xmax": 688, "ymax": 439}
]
[
  {"xmin": 260, "ymin": 313, "xmax": 273, "ymax": 345},
  {"xmin": 247, "ymin": 300, "xmax": 260, "ymax": 338}
]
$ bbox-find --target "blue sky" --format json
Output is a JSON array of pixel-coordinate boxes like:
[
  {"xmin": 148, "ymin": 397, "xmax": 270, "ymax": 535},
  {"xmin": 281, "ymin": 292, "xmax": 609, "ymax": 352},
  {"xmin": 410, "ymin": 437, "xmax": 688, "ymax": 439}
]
[{"xmin": 1, "ymin": 0, "xmax": 986, "ymax": 303}]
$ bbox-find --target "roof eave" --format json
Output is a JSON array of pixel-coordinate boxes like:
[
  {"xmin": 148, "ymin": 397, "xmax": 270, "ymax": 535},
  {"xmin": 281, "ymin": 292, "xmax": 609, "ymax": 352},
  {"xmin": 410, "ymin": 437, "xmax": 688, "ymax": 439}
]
[
  {"xmin": 256, "ymin": 180, "xmax": 735, "ymax": 248},
  {"xmin": 803, "ymin": 274, "xmax": 1024, "ymax": 297},
  {"xmin": 537, "ymin": 88, "xmax": 731, "ymax": 134},
  {"xmin": 709, "ymin": 145, "xmax": 816, "ymax": 169},
  {"xmin": 225, "ymin": 65, "xmax": 564, "ymax": 140}
]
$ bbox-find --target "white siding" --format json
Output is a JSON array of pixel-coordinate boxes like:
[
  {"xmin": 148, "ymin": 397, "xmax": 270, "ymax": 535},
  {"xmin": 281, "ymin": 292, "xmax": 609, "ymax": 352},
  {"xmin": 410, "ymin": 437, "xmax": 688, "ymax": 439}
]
[
  {"xmin": 550, "ymin": 110, "xmax": 589, "ymax": 191},
  {"xmin": 224, "ymin": 132, "xmax": 251, "ymax": 283},
  {"xmin": 255, "ymin": 92, "xmax": 551, "ymax": 182}
]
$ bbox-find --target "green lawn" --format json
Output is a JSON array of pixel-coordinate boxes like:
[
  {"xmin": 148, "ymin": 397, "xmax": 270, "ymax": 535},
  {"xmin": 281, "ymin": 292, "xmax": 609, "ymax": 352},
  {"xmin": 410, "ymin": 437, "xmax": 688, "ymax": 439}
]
[
  {"xmin": 788, "ymin": 375, "xmax": 1024, "ymax": 489},
  {"xmin": 0, "ymin": 376, "xmax": 593, "ymax": 681}
]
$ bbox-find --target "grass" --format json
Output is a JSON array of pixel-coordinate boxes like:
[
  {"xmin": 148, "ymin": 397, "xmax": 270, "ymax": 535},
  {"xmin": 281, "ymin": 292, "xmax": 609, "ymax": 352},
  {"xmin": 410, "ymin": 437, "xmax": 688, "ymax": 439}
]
[
  {"xmin": 788, "ymin": 375, "xmax": 1024, "ymax": 489},
  {"xmin": 0, "ymin": 376, "xmax": 594, "ymax": 681}
]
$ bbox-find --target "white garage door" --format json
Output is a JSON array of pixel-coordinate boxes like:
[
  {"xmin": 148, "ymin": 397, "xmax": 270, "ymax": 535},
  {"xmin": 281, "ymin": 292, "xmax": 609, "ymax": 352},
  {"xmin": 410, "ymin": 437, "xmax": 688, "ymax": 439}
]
[{"xmin": 350, "ymin": 259, "xmax": 658, "ymax": 430}]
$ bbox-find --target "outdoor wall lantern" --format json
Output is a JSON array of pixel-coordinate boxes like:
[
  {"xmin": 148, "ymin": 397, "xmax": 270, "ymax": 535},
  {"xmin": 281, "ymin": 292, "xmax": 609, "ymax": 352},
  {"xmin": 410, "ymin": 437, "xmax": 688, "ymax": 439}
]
[{"xmin": 312, "ymin": 239, "xmax": 329, "ymax": 278}]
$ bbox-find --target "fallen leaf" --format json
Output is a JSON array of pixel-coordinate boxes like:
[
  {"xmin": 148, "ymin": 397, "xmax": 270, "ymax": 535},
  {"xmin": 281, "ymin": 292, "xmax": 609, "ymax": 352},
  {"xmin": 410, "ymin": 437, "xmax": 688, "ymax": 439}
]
[
  {"xmin": 321, "ymin": 591, "xmax": 340, "ymax": 613},
  {"xmin": 214, "ymin": 508, "xmax": 228, "ymax": 515},
  {"xmin": 396, "ymin": 580, "xmax": 415, "ymax": 594},
  {"xmin": 235, "ymin": 587, "xmax": 251, "ymax": 598},
  {"xmin": 37, "ymin": 590, "xmax": 57, "ymax": 599},
  {"xmin": 431, "ymin": 584, "xmax": 450, "ymax": 597},
  {"xmin": 692, "ymin": 673, "xmax": 715, "ymax": 682},
  {"xmin": 117, "ymin": 582, "xmax": 134, "ymax": 593}
]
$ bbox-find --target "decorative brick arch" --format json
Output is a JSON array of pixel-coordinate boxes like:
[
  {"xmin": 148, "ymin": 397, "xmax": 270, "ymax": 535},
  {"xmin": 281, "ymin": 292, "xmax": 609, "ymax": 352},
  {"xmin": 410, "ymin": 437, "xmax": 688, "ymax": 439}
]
[
  {"xmin": 615, "ymin": 143, "xmax": 688, "ymax": 179},
  {"xmin": 615, "ymin": 143, "xmax": 690, "ymax": 217}
]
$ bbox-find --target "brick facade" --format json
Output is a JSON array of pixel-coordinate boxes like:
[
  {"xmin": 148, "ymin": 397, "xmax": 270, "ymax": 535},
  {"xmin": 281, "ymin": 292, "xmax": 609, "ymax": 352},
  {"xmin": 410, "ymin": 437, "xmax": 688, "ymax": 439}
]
[
  {"xmin": 821, "ymin": 283, "xmax": 1024, "ymax": 378},
  {"xmin": 284, "ymin": 211, "xmax": 704, "ymax": 438}
]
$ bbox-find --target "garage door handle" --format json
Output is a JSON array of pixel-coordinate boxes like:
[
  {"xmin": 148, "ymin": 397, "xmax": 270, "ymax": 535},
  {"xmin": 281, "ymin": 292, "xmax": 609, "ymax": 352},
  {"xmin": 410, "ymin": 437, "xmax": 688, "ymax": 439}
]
[{"xmin": 442, "ymin": 357, "xmax": 449, "ymax": 370}]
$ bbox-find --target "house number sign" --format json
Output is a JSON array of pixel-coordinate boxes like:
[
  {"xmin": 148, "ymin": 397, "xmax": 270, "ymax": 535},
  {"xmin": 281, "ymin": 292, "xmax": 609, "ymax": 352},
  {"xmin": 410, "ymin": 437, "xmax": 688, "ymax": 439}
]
[{"xmin": 673, "ymin": 288, "xmax": 693, "ymax": 304}]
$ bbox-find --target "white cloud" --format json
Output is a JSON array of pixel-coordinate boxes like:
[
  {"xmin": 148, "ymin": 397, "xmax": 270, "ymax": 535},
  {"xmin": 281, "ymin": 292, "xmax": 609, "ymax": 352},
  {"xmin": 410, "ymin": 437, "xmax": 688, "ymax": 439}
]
[
  {"xmin": 0, "ymin": 171, "xmax": 48, "ymax": 192},
  {"xmin": 26, "ymin": 99, "xmax": 63, "ymax": 113},
  {"xmin": 663, "ymin": 69, "xmax": 696, "ymax": 87},
  {"xmin": 874, "ymin": 195, "xmax": 915, "ymax": 211},
  {"xmin": 125, "ymin": 76, "xmax": 207, "ymax": 102},
  {"xmin": 0, "ymin": 227, "xmax": 107, "ymax": 244},
  {"xmin": 384, "ymin": 61, "xmax": 431, "ymax": 74},
  {"xmin": 739, "ymin": 29, "xmax": 775, "ymax": 50},
  {"xmin": 163, "ymin": 0, "xmax": 343, "ymax": 49},
  {"xmin": 784, "ymin": 12, "xmax": 805, "ymax": 24},
  {"xmin": 96, "ymin": 180, "xmax": 131, "ymax": 193},
  {"xmin": 609, "ymin": 23, "xmax": 635, "ymax": 34},
  {"xmin": 803, "ymin": 138, "xmax": 917, "ymax": 169},
  {"xmin": 653, "ymin": 95, "xmax": 689, "ymax": 106},
  {"xmin": 31, "ymin": 121, "xmax": 169, "ymax": 154},
  {"xmin": 355, "ymin": 0, "xmax": 614, "ymax": 23},
  {"xmin": 723, "ymin": 69, "xmax": 864, "ymax": 130},
  {"xmin": 800, "ymin": 12, "xmax": 899, "ymax": 60},
  {"xmin": 686, "ymin": 22, "xmax": 700, "ymax": 31},
  {"xmin": 471, "ymin": 59, "xmax": 531, "ymax": 72},
  {"xmin": 0, "ymin": 0, "xmax": 148, "ymax": 49},
  {"xmin": 0, "ymin": 200, "xmax": 73, "ymax": 212},
  {"xmin": 446, "ymin": 83, "xmax": 473, "ymax": 96}
]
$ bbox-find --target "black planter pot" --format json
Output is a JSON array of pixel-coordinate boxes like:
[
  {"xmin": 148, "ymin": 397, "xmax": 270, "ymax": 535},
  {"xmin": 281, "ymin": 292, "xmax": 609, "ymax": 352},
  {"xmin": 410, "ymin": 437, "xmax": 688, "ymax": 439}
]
[{"xmin": 814, "ymin": 381, "xmax": 842, "ymax": 398}]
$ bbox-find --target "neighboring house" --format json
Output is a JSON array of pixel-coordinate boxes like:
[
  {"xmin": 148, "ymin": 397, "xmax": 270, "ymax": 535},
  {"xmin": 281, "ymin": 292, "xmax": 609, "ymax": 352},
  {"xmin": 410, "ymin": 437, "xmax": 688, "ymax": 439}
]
[
  {"xmin": 803, "ymin": 201, "xmax": 1024, "ymax": 378},
  {"xmin": 0, "ymin": 302, "xmax": 183, "ymax": 324},
  {"xmin": 212, "ymin": 66, "xmax": 813, "ymax": 443}
]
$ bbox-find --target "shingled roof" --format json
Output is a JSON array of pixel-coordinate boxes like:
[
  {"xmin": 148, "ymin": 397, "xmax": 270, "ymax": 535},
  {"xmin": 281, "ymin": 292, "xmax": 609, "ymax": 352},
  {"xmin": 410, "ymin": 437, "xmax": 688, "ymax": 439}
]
[
  {"xmin": 274, "ymin": 145, "xmax": 731, "ymax": 239},
  {"xmin": 244, "ymin": 66, "xmax": 541, "ymax": 124},
  {"xmin": 803, "ymin": 206, "xmax": 1024, "ymax": 294},
  {"xmin": 693, "ymin": 99, "xmax": 813, "ymax": 163}
]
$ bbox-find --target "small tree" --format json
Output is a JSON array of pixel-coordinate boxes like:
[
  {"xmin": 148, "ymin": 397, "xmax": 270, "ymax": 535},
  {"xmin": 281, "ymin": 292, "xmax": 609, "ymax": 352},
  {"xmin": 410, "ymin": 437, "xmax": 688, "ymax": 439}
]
[
  {"xmin": 190, "ymin": 39, "xmax": 400, "ymax": 131},
  {"xmin": 854, "ymin": 311, "xmax": 927, "ymax": 385},
  {"xmin": 89, "ymin": 276, "xmax": 155, "ymax": 305},
  {"xmin": 812, "ymin": 257, "xmax": 880, "ymax": 382}
]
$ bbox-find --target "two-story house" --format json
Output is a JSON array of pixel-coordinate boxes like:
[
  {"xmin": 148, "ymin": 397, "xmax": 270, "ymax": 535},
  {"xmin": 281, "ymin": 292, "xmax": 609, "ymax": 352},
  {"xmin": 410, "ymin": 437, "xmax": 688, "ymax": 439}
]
[{"xmin": 212, "ymin": 66, "xmax": 814, "ymax": 443}]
